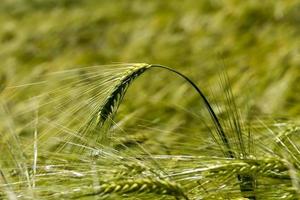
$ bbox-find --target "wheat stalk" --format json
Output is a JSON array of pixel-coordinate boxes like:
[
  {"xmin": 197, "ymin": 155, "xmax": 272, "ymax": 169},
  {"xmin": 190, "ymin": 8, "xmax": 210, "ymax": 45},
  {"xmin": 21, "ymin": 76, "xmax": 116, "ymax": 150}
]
[{"xmin": 96, "ymin": 63, "xmax": 232, "ymax": 156}]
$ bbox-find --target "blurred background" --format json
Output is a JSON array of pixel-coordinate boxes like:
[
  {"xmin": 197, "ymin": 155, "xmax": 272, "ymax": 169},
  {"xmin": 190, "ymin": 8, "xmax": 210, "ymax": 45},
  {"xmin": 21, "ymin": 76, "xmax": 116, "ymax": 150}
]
[{"xmin": 0, "ymin": 0, "xmax": 299, "ymax": 117}]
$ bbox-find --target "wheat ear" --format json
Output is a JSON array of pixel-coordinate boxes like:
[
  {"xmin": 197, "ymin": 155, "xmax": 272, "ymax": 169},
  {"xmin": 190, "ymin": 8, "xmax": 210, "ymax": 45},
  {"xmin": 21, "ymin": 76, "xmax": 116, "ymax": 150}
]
[
  {"xmin": 96, "ymin": 63, "xmax": 233, "ymax": 157},
  {"xmin": 97, "ymin": 63, "xmax": 151, "ymax": 126},
  {"xmin": 56, "ymin": 178, "xmax": 189, "ymax": 199}
]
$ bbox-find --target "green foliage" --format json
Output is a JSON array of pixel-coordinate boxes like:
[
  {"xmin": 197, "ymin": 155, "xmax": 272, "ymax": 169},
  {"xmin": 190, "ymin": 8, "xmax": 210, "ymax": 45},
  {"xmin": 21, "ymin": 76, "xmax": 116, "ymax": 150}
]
[{"xmin": 0, "ymin": 1, "xmax": 300, "ymax": 199}]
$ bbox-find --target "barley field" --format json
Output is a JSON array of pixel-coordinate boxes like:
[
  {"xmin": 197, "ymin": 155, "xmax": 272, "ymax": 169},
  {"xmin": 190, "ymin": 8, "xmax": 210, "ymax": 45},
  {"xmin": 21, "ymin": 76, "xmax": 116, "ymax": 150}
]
[{"xmin": 0, "ymin": 1, "xmax": 300, "ymax": 199}]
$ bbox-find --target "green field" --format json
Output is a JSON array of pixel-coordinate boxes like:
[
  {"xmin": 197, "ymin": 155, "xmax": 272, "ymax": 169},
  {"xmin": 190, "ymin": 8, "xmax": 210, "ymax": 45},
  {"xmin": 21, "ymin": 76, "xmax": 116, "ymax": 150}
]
[{"xmin": 0, "ymin": 1, "xmax": 300, "ymax": 199}]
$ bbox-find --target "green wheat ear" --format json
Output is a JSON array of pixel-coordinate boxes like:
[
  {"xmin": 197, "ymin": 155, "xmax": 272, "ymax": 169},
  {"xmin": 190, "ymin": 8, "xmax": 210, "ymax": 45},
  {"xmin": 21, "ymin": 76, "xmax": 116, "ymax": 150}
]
[
  {"xmin": 96, "ymin": 63, "xmax": 151, "ymax": 126},
  {"xmin": 96, "ymin": 63, "xmax": 232, "ymax": 157},
  {"xmin": 49, "ymin": 178, "xmax": 188, "ymax": 199}
]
